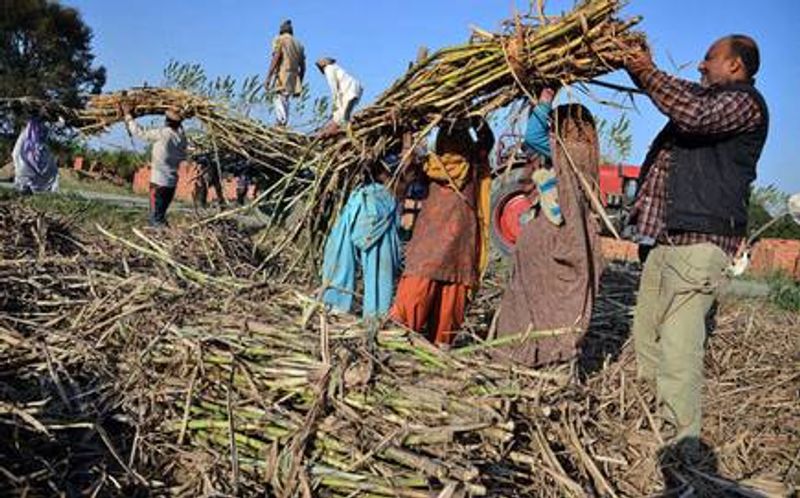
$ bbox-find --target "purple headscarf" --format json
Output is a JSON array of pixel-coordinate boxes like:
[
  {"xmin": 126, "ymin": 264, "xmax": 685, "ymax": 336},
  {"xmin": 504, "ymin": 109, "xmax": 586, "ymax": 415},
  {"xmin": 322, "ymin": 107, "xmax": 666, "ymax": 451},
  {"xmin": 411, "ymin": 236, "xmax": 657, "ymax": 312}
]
[
  {"xmin": 21, "ymin": 118, "xmax": 49, "ymax": 175},
  {"xmin": 13, "ymin": 118, "xmax": 58, "ymax": 192}
]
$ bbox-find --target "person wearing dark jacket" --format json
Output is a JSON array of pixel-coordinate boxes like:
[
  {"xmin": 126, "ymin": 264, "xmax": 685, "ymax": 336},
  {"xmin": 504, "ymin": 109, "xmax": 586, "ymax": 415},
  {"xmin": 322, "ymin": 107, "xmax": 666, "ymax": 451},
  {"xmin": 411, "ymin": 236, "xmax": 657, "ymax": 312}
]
[{"xmin": 623, "ymin": 34, "xmax": 768, "ymax": 453}]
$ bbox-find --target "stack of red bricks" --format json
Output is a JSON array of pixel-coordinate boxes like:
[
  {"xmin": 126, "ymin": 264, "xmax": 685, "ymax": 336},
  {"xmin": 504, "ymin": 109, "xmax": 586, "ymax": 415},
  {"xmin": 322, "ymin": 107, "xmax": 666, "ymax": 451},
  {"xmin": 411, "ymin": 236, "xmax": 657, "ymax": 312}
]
[
  {"xmin": 132, "ymin": 163, "xmax": 255, "ymax": 203},
  {"xmin": 601, "ymin": 238, "xmax": 800, "ymax": 280},
  {"xmin": 749, "ymin": 239, "xmax": 800, "ymax": 279}
]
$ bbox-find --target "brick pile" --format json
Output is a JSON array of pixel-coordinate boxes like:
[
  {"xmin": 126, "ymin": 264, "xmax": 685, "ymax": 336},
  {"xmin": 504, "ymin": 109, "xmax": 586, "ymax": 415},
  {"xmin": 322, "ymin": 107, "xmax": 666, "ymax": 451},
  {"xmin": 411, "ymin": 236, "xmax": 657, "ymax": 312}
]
[
  {"xmin": 132, "ymin": 163, "xmax": 255, "ymax": 203},
  {"xmin": 600, "ymin": 237, "xmax": 800, "ymax": 280}
]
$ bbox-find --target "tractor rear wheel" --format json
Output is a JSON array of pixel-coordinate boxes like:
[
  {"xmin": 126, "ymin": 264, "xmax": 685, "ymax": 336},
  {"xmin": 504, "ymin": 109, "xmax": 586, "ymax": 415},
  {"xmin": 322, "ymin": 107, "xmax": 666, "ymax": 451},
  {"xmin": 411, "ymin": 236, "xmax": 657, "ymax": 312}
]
[{"xmin": 491, "ymin": 169, "xmax": 536, "ymax": 257}]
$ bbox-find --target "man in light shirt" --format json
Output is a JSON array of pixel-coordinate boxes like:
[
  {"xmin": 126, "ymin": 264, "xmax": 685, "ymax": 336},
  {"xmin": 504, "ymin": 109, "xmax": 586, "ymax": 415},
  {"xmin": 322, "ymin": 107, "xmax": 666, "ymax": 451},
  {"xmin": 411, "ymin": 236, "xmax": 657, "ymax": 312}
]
[
  {"xmin": 122, "ymin": 104, "xmax": 187, "ymax": 227},
  {"xmin": 266, "ymin": 19, "xmax": 306, "ymax": 127},
  {"xmin": 316, "ymin": 57, "xmax": 363, "ymax": 135}
]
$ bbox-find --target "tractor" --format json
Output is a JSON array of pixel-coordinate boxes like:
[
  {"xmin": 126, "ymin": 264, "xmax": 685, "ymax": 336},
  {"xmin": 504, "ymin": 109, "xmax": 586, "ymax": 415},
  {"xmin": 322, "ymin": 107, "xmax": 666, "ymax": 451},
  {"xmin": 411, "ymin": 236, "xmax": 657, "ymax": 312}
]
[{"xmin": 490, "ymin": 132, "xmax": 640, "ymax": 256}]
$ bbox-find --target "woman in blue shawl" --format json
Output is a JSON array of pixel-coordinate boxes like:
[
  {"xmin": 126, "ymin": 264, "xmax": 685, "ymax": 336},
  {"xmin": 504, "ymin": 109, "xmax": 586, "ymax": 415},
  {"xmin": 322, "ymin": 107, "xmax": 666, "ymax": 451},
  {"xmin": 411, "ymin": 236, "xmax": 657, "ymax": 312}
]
[{"xmin": 320, "ymin": 154, "xmax": 402, "ymax": 318}]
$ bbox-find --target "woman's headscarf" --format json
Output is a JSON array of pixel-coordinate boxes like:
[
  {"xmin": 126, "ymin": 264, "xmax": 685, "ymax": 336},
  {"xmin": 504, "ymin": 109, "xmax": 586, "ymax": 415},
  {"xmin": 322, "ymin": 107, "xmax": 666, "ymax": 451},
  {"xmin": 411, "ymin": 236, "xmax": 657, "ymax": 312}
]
[{"xmin": 21, "ymin": 118, "xmax": 50, "ymax": 176}]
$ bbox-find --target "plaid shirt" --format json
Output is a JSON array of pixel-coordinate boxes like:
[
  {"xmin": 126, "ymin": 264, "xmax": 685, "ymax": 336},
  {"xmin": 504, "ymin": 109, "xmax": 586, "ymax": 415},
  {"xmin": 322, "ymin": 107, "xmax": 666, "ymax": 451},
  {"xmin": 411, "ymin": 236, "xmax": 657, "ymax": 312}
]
[{"xmin": 630, "ymin": 69, "xmax": 765, "ymax": 257}]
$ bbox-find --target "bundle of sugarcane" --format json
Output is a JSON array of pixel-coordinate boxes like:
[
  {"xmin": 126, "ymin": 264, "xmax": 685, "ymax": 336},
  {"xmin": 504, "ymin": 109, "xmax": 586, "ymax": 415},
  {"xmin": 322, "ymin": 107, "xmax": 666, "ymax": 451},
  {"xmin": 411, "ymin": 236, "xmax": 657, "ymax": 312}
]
[
  {"xmin": 356, "ymin": 0, "xmax": 640, "ymax": 133},
  {"xmin": 0, "ymin": 96, "xmax": 81, "ymax": 125},
  {"xmin": 71, "ymin": 87, "xmax": 329, "ymax": 225},
  {"xmin": 79, "ymin": 88, "xmax": 319, "ymax": 195},
  {"xmin": 261, "ymin": 0, "xmax": 644, "ymax": 267}
]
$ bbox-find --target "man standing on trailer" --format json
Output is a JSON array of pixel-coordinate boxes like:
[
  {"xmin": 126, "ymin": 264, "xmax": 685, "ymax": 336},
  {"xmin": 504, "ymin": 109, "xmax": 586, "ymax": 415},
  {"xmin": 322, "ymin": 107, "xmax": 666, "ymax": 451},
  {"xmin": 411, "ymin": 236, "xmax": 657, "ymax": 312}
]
[{"xmin": 266, "ymin": 19, "xmax": 306, "ymax": 127}]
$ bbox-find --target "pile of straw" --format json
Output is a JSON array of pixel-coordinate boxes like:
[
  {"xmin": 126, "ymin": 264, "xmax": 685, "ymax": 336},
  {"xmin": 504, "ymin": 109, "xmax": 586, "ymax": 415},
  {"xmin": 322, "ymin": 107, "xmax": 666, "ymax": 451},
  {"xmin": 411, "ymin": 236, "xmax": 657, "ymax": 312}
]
[{"xmin": 1, "ymin": 198, "xmax": 797, "ymax": 497}]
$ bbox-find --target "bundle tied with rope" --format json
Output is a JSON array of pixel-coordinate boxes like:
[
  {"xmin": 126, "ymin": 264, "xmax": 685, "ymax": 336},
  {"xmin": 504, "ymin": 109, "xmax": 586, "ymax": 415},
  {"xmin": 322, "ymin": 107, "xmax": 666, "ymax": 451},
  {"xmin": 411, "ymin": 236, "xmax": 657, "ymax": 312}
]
[
  {"xmin": 503, "ymin": 19, "xmax": 624, "ymax": 238},
  {"xmin": 504, "ymin": 16, "xmax": 544, "ymax": 102}
]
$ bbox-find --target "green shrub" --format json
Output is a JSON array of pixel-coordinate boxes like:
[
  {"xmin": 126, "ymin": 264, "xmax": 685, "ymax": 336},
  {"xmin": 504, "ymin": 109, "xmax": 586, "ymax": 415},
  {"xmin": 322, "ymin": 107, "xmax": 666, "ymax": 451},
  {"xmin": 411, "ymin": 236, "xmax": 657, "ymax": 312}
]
[
  {"xmin": 767, "ymin": 274, "xmax": 800, "ymax": 312},
  {"xmin": 72, "ymin": 148, "xmax": 146, "ymax": 182}
]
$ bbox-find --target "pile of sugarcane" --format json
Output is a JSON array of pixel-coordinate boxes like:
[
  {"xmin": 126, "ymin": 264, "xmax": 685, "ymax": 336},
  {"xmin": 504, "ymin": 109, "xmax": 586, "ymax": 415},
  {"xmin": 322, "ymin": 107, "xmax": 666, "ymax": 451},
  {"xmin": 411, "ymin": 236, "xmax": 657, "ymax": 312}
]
[
  {"xmin": 0, "ymin": 201, "xmax": 274, "ymax": 493},
  {"xmin": 124, "ymin": 271, "xmax": 799, "ymax": 498},
  {"xmin": 0, "ymin": 204, "xmax": 153, "ymax": 494},
  {"xmin": 2, "ymin": 196, "xmax": 797, "ymax": 497}
]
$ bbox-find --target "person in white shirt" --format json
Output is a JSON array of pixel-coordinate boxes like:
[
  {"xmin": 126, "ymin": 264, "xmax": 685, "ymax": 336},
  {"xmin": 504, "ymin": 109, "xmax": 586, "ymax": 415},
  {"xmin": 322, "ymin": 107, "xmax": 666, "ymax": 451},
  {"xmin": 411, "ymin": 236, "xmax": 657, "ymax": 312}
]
[
  {"xmin": 316, "ymin": 57, "xmax": 363, "ymax": 130},
  {"xmin": 121, "ymin": 104, "xmax": 187, "ymax": 227}
]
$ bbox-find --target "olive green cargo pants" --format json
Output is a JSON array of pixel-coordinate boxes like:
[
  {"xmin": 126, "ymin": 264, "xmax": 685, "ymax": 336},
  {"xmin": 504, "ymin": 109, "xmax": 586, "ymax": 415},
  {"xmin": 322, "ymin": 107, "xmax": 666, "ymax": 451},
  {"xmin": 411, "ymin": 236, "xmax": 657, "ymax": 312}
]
[{"xmin": 632, "ymin": 243, "xmax": 730, "ymax": 441}]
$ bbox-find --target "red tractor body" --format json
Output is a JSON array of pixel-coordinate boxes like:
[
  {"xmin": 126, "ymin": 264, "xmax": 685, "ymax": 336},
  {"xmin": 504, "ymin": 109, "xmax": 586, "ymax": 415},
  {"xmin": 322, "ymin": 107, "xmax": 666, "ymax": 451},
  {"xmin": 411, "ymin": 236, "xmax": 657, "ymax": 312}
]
[{"xmin": 598, "ymin": 163, "xmax": 642, "ymax": 209}]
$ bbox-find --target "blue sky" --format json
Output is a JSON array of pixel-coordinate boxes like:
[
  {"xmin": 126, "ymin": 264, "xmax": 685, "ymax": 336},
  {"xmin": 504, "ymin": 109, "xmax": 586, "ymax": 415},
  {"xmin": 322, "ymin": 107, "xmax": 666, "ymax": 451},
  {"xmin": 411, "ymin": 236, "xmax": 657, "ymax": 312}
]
[{"xmin": 68, "ymin": 0, "xmax": 800, "ymax": 192}]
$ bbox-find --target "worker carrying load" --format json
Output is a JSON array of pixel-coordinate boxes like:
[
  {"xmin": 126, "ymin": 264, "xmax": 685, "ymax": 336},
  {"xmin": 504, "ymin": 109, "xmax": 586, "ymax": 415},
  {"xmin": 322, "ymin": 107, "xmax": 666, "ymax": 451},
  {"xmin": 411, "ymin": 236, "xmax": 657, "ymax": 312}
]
[
  {"xmin": 121, "ymin": 103, "xmax": 187, "ymax": 227},
  {"xmin": 517, "ymin": 87, "xmax": 564, "ymax": 226},
  {"xmin": 389, "ymin": 117, "xmax": 493, "ymax": 347},
  {"xmin": 493, "ymin": 90, "xmax": 604, "ymax": 367}
]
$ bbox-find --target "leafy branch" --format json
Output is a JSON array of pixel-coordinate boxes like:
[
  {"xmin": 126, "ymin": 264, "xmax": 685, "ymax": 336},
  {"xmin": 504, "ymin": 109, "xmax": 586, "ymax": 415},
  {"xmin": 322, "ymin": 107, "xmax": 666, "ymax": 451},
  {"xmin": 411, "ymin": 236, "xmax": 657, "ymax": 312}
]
[
  {"xmin": 597, "ymin": 113, "xmax": 632, "ymax": 164},
  {"xmin": 162, "ymin": 59, "xmax": 328, "ymax": 128}
]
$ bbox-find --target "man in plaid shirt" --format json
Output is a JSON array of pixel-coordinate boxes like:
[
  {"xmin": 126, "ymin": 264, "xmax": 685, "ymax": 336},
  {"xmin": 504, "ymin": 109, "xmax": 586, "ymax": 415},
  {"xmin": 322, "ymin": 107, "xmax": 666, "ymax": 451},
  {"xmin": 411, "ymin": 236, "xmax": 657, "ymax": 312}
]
[{"xmin": 624, "ymin": 34, "xmax": 769, "ymax": 455}]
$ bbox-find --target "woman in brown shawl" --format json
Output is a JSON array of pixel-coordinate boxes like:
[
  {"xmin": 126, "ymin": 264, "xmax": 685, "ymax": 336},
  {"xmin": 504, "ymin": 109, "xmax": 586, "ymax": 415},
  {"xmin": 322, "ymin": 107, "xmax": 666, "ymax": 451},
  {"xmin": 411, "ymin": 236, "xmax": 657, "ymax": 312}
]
[
  {"xmin": 494, "ymin": 103, "xmax": 604, "ymax": 367},
  {"xmin": 390, "ymin": 118, "xmax": 494, "ymax": 346}
]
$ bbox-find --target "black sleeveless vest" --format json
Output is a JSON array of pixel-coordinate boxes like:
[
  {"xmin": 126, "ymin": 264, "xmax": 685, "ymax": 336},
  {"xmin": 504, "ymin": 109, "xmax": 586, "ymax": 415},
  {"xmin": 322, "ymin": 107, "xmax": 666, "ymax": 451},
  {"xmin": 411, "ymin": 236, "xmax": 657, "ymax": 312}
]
[{"xmin": 664, "ymin": 83, "xmax": 769, "ymax": 236}]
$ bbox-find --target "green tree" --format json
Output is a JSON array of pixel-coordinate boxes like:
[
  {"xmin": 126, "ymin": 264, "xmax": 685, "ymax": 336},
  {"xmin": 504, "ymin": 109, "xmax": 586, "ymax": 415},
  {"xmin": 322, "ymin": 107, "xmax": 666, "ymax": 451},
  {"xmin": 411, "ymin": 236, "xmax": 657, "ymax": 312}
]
[
  {"xmin": 748, "ymin": 185, "xmax": 800, "ymax": 240},
  {"xmin": 0, "ymin": 0, "xmax": 105, "ymax": 149}
]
